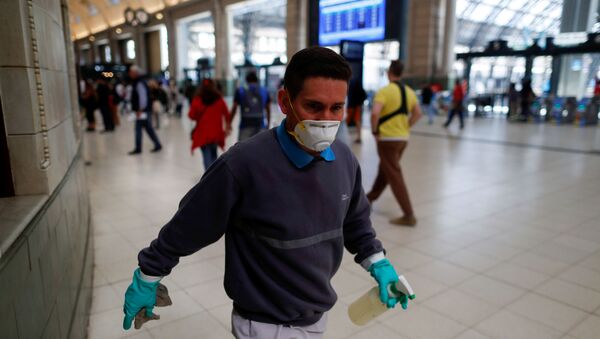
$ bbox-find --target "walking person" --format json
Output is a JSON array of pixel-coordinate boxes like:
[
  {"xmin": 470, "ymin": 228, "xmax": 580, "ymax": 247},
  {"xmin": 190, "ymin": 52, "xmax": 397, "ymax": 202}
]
[
  {"xmin": 127, "ymin": 66, "xmax": 162, "ymax": 155},
  {"xmin": 81, "ymin": 80, "xmax": 97, "ymax": 132},
  {"xmin": 519, "ymin": 78, "xmax": 535, "ymax": 122},
  {"xmin": 420, "ymin": 84, "xmax": 436, "ymax": 124},
  {"xmin": 367, "ymin": 60, "xmax": 422, "ymax": 226},
  {"xmin": 230, "ymin": 71, "xmax": 271, "ymax": 141},
  {"xmin": 188, "ymin": 79, "xmax": 231, "ymax": 171},
  {"xmin": 444, "ymin": 79, "xmax": 465, "ymax": 129},
  {"xmin": 346, "ymin": 78, "xmax": 368, "ymax": 143},
  {"xmin": 507, "ymin": 82, "xmax": 520, "ymax": 120},
  {"xmin": 122, "ymin": 47, "xmax": 414, "ymax": 338},
  {"xmin": 96, "ymin": 77, "xmax": 115, "ymax": 132}
]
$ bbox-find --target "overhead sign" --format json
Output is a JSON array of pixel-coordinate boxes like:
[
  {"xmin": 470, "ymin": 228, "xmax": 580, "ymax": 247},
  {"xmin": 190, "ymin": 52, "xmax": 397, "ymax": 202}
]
[{"xmin": 318, "ymin": 0, "xmax": 386, "ymax": 46}]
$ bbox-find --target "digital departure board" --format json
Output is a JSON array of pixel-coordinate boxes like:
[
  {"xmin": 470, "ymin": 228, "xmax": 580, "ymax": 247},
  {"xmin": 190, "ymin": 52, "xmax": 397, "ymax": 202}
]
[{"xmin": 318, "ymin": 0, "xmax": 386, "ymax": 46}]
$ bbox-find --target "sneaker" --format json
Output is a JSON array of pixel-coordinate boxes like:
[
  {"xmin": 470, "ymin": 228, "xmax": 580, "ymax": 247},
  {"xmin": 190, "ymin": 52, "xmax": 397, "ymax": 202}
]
[
  {"xmin": 389, "ymin": 215, "xmax": 417, "ymax": 226},
  {"xmin": 128, "ymin": 150, "xmax": 142, "ymax": 155},
  {"xmin": 150, "ymin": 146, "xmax": 162, "ymax": 153}
]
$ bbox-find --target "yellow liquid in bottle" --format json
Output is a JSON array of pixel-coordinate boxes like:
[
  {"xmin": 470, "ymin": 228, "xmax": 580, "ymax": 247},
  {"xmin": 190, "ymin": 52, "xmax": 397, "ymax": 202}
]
[{"xmin": 347, "ymin": 286, "xmax": 389, "ymax": 326}]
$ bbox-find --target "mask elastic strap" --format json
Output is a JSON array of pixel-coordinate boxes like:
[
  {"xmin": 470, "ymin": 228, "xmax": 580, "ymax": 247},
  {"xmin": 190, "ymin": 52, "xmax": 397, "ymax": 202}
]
[
  {"xmin": 286, "ymin": 91, "xmax": 305, "ymax": 132},
  {"xmin": 285, "ymin": 91, "xmax": 308, "ymax": 146}
]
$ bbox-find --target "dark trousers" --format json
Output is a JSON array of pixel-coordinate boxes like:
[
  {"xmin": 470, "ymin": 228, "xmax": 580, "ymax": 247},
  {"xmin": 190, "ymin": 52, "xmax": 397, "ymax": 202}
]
[
  {"xmin": 134, "ymin": 119, "xmax": 161, "ymax": 151},
  {"xmin": 201, "ymin": 144, "xmax": 218, "ymax": 170},
  {"xmin": 85, "ymin": 107, "xmax": 95, "ymax": 126},
  {"xmin": 445, "ymin": 101, "xmax": 464, "ymax": 128},
  {"xmin": 367, "ymin": 141, "xmax": 414, "ymax": 217},
  {"xmin": 99, "ymin": 105, "xmax": 114, "ymax": 131}
]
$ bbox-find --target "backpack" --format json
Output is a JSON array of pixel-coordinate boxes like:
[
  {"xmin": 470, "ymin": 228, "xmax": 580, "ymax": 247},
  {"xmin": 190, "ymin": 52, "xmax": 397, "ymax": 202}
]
[{"xmin": 240, "ymin": 86, "xmax": 264, "ymax": 119}]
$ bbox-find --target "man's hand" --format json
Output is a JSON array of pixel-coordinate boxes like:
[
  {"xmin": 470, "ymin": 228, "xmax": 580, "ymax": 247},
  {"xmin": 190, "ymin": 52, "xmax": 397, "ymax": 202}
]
[
  {"xmin": 123, "ymin": 268, "xmax": 160, "ymax": 330},
  {"xmin": 368, "ymin": 259, "xmax": 411, "ymax": 309}
]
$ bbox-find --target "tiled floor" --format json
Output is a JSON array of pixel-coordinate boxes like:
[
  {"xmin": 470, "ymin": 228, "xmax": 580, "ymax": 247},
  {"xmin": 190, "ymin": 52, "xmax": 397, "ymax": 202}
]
[{"xmin": 85, "ymin": 108, "xmax": 600, "ymax": 339}]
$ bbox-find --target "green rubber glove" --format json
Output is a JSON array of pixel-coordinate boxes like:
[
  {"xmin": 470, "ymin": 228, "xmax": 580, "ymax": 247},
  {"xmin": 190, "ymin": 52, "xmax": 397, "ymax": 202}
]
[
  {"xmin": 368, "ymin": 259, "xmax": 407, "ymax": 309},
  {"xmin": 123, "ymin": 268, "xmax": 160, "ymax": 330}
]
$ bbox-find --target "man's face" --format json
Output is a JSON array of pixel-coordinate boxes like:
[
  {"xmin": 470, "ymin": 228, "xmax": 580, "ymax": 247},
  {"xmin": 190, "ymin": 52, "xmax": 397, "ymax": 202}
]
[{"xmin": 278, "ymin": 76, "xmax": 347, "ymax": 128}]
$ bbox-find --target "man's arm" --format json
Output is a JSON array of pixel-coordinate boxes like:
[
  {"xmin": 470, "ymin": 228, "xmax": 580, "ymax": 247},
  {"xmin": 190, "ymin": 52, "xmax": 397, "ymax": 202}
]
[
  {"xmin": 409, "ymin": 102, "xmax": 423, "ymax": 127},
  {"xmin": 370, "ymin": 101, "xmax": 384, "ymax": 135},
  {"xmin": 137, "ymin": 82, "xmax": 148, "ymax": 117},
  {"xmin": 138, "ymin": 157, "xmax": 241, "ymax": 276}
]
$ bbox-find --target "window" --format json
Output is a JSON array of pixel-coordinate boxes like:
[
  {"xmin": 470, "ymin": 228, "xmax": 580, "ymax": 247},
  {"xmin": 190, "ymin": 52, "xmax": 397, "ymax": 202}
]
[{"xmin": 126, "ymin": 40, "xmax": 136, "ymax": 60}]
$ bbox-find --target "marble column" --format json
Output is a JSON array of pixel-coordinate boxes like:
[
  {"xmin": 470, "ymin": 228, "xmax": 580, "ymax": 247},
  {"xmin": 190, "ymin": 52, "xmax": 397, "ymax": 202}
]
[
  {"xmin": 404, "ymin": 0, "xmax": 452, "ymax": 88},
  {"xmin": 0, "ymin": 0, "xmax": 79, "ymax": 195},
  {"xmin": 286, "ymin": 0, "xmax": 308, "ymax": 60},
  {"xmin": 212, "ymin": 0, "xmax": 232, "ymax": 94}
]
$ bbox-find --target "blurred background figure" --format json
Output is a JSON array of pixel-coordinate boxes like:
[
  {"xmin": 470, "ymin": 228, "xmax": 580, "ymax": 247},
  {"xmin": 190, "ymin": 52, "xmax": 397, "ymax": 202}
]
[
  {"xmin": 507, "ymin": 82, "xmax": 520, "ymax": 120},
  {"xmin": 188, "ymin": 79, "xmax": 231, "ymax": 171},
  {"xmin": 230, "ymin": 71, "xmax": 271, "ymax": 141},
  {"xmin": 444, "ymin": 79, "xmax": 465, "ymax": 129},
  {"xmin": 346, "ymin": 78, "xmax": 368, "ymax": 143},
  {"xmin": 81, "ymin": 79, "xmax": 97, "ymax": 132},
  {"xmin": 519, "ymin": 78, "xmax": 536, "ymax": 121},
  {"xmin": 128, "ymin": 65, "xmax": 162, "ymax": 155},
  {"xmin": 96, "ymin": 77, "xmax": 115, "ymax": 133},
  {"xmin": 168, "ymin": 79, "xmax": 183, "ymax": 117},
  {"xmin": 148, "ymin": 79, "xmax": 169, "ymax": 130},
  {"xmin": 420, "ymin": 83, "xmax": 436, "ymax": 125}
]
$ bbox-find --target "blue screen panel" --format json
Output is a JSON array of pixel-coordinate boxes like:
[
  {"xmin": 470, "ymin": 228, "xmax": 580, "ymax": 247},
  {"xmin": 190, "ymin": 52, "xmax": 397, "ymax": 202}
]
[{"xmin": 318, "ymin": 0, "xmax": 386, "ymax": 46}]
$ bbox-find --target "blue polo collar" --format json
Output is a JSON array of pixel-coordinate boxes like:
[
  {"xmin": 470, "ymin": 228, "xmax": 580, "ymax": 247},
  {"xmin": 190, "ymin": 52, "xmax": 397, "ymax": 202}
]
[{"xmin": 276, "ymin": 119, "xmax": 335, "ymax": 168}]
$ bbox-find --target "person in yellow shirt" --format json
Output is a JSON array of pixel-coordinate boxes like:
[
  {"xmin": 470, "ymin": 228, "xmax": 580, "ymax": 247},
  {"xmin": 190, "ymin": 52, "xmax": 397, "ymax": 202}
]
[{"xmin": 367, "ymin": 60, "xmax": 422, "ymax": 226}]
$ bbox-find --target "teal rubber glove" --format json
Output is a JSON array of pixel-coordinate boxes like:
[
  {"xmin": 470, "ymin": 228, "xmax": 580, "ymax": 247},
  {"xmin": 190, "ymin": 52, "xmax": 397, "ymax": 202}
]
[
  {"xmin": 123, "ymin": 268, "xmax": 160, "ymax": 330},
  {"xmin": 368, "ymin": 259, "xmax": 409, "ymax": 309}
]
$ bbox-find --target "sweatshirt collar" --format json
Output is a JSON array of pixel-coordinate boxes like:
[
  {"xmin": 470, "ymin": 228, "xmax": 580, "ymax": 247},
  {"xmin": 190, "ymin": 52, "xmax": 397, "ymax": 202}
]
[{"xmin": 276, "ymin": 119, "xmax": 335, "ymax": 168}]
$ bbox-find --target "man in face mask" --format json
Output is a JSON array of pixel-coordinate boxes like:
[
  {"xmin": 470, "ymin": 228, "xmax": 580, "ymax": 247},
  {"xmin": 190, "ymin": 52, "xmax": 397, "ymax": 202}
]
[{"xmin": 122, "ymin": 47, "xmax": 414, "ymax": 339}]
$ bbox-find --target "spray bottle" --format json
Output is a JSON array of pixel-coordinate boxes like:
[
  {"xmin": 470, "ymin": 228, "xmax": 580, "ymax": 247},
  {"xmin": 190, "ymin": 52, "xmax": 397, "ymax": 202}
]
[{"xmin": 348, "ymin": 275, "xmax": 416, "ymax": 326}]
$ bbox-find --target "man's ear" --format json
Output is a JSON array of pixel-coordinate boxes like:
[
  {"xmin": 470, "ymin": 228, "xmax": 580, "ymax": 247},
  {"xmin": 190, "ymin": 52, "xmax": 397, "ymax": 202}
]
[{"xmin": 277, "ymin": 88, "xmax": 289, "ymax": 116}]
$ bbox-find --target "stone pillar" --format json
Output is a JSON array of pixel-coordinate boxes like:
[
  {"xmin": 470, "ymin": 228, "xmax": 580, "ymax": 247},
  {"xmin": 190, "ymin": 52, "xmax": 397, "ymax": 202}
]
[
  {"xmin": 165, "ymin": 11, "xmax": 178, "ymax": 80},
  {"xmin": 404, "ymin": 0, "xmax": 447, "ymax": 88},
  {"xmin": 134, "ymin": 27, "xmax": 148, "ymax": 71},
  {"xmin": 286, "ymin": 0, "xmax": 308, "ymax": 60},
  {"xmin": 557, "ymin": 0, "xmax": 598, "ymax": 97},
  {"xmin": 440, "ymin": 0, "xmax": 457, "ymax": 88},
  {"xmin": 0, "ymin": 0, "xmax": 80, "ymax": 195},
  {"xmin": 108, "ymin": 29, "xmax": 121, "ymax": 64},
  {"xmin": 212, "ymin": 0, "xmax": 232, "ymax": 94}
]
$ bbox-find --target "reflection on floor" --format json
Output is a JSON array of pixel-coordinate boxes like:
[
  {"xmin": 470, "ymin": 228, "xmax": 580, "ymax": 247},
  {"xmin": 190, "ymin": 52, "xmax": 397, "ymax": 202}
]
[{"xmin": 86, "ymin": 112, "xmax": 600, "ymax": 339}]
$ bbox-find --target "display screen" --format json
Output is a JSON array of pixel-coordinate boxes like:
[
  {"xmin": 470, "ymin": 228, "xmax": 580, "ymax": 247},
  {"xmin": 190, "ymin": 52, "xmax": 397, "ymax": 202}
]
[{"xmin": 318, "ymin": 0, "xmax": 386, "ymax": 46}]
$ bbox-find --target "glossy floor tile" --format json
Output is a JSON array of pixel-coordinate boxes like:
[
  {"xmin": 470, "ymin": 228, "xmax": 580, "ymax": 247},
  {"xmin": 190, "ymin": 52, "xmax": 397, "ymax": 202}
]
[{"xmin": 86, "ymin": 110, "xmax": 600, "ymax": 338}]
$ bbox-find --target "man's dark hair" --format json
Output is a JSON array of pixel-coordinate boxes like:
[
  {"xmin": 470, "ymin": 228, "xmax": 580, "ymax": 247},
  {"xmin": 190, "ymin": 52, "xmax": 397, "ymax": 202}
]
[
  {"xmin": 245, "ymin": 71, "xmax": 258, "ymax": 83},
  {"xmin": 388, "ymin": 60, "xmax": 404, "ymax": 77},
  {"xmin": 284, "ymin": 47, "xmax": 352, "ymax": 100}
]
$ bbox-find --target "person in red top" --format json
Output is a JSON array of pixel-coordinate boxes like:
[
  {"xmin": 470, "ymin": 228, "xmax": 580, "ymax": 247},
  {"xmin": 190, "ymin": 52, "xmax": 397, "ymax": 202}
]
[
  {"xmin": 443, "ymin": 79, "xmax": 465, "ymax": 129},
  {"xmin": 188, "ymin": 79, "xmax": 231, "ymax": 170}
]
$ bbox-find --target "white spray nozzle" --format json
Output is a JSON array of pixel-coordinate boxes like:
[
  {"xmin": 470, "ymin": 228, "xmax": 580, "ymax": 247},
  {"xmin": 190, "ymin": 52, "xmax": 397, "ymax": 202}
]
[{"xmin": 394, "ymin": 275, "xmax": 416, "ymax": 300}]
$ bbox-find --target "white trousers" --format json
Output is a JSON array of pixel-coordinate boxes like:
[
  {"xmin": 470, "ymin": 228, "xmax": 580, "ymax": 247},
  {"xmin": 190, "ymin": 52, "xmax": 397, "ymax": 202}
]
[{"xmin": 231, "ymin": 310, "xmax": 327, "ymax": 339}]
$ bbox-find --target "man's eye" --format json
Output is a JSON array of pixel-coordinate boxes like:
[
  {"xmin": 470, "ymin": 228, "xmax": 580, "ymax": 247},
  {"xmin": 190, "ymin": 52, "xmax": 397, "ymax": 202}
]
[{"xmin": 332, "ymin": 105, "xmax": 343, "ymax": 112}]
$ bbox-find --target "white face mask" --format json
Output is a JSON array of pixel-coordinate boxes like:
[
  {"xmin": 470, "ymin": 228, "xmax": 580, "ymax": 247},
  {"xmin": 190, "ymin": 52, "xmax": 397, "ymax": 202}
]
[
  {"xmin": 293, "ymin": 120, "xmax": 341, "ymax": 152},
  {"xmin": 286, "ymin": 93, "xmax": 340, "ymax": 152}
]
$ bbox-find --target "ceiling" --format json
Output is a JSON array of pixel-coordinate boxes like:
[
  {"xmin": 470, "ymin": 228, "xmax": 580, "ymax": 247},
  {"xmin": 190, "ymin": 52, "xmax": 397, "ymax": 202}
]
[
  {"xmin": 455, "ymin": 0, "xmax": 563, "ymax": 49},
  {"xmin": 67, "ymin": 0, "xmax": 184, "ymax": 40}
]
